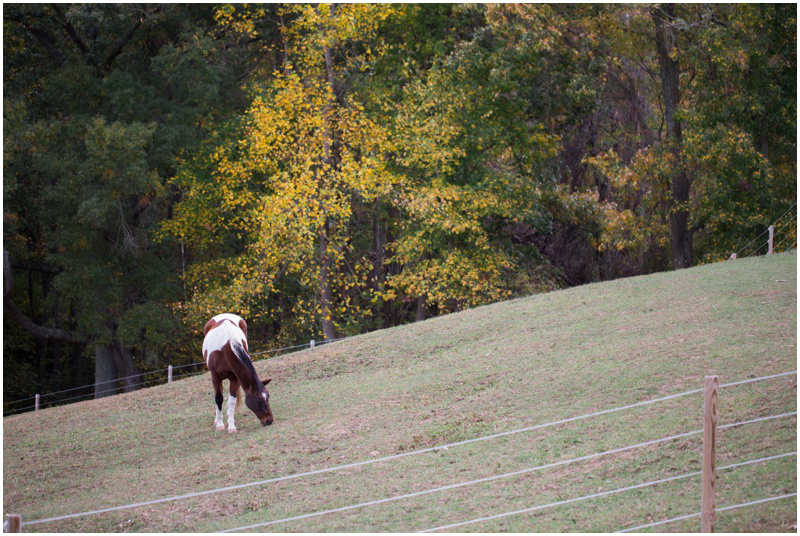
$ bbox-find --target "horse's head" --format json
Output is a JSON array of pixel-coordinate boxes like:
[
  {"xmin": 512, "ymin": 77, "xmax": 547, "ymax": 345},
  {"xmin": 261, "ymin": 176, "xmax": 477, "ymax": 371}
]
[{"xmin": 245, "ymin": 378, "xmax": 273, "ymax": 426}]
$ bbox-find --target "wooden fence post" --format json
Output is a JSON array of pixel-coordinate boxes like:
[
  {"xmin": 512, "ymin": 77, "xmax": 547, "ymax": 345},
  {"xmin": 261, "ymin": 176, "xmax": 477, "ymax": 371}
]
[
  {"xmin": 35, "ymin": 394, "xmax": 40, "ymax": 412},
  {"xmin": 310, "ymin": 339, "xmax": 315, "ymax": 349},
  {"xmin": 768, "ymin": 225, "xmax": 774, "ymax": 254},
  {"xmin": 702, "ymin": 375, "xmax": 719, "ymax": 533},
  {"xmin": 168, "ymin": 365, "xmax": 173, "ymax": 384},
  {"xmin": 5, "ymin": 513, "xmax": 21, "ymax": 532}
]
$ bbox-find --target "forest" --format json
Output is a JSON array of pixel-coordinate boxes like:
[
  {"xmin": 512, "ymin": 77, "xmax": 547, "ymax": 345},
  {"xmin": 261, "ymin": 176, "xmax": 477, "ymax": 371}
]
[{"xmin": 3, "ymin": 4, "xmax": 796, "ymax": 410}]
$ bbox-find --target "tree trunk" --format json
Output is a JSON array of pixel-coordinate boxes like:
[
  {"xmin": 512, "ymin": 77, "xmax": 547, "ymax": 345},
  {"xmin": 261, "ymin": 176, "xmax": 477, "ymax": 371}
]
[
  {"xmin": 94, "ymin": 340, "xmax": 140, "ymax": 398},
  {"xmin": 94, "ymin": 345, "xmax": 119, "ymax": 398},
  {"xmin": 317, "ymin": 6, "xmax": 339, "ymax": 342},
  {"xmin": 379, "ymin": 206, "xmax": 400, "ymax": 328},
  {"xmin": 4, "ymin": 249, "xmax": 89, "ymax": 343},
  {"xmin": 415, "ymin": 295, "xmax": 428, "ymax": 322},
  {"xmin": 111, "ymin": 340, "xmax": 141, "ymax": 392},
  {"xmin": 373, "ymin": 213, "xmax": 385, "ymax": 284},
  {"xmin": 70, "ymin": 341, "xmax": 88, "ymax": 389},
  {"xmin": 319, "ymin": 220, "xmax": 337, "ymax": 341},
  {"xmin": 373, "ymin": 212, "xmax": 396, "ymax": 328},
  {"xmin": 652, "ymin": 4, "xmax": 692, "ymax": 269},
  {"xmin": 669, "ymin": 171, "xmax": 692, "ymax": 269}
]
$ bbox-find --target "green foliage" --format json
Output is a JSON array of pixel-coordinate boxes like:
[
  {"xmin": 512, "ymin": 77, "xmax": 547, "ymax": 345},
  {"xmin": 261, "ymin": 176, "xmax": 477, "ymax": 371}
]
[
  {"xmin": 686, "ymin": 125, "xmax": 775, "ymax": 262},
  {"xmin": 117, "ymin": 303, "xmax": 178, "ymax": 367},
  {"xmin": 3, "ymin": 4, "xmax": 253, "ymax": 400},
  {"xmin": 584, "ymin": 4, "xmax": 795, "ymax": 270},
  {"xmin": 680, "ymin": 4, "xmax": 797, "ymax": 262},
  {"xmin": 384, "ymin": 5, "xmax": 565, "ymax": 313},
  {"xmin": 166, "ymin": 4, "xmax": 402, "ymax": 341},
  {"xmin": 5, "ymin": 3, "xmax": 796, "ymax": 401}
]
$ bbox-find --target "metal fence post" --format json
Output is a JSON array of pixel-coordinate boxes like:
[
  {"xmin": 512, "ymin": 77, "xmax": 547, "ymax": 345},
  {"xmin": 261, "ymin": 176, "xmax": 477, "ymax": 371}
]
[{"xmin": 168, "ymin": 365, "xmax": 173, "ymax": 384}]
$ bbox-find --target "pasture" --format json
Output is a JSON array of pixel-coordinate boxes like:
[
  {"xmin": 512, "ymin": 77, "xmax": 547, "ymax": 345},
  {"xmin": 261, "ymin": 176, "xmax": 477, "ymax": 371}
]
[{"xmin": 3, "ymin": 252, "xmax": 796, "ymax": 532}]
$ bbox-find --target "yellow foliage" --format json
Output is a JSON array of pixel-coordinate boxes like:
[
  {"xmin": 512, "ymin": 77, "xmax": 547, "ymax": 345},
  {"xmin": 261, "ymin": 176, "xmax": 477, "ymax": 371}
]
[{"xmin": 174, "ymin": 3, "xmax": 403, "ymax": 336}]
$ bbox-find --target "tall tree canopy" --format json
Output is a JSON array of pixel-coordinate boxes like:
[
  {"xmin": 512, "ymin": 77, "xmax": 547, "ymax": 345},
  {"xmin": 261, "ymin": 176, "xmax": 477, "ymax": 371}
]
[
  {"xmin": 3, "ymin": 4, "xmax": 262, "ymax": 402},
  {"xmin": 5, "ymin": 3, "xmax": 795, "ymax": 410}
]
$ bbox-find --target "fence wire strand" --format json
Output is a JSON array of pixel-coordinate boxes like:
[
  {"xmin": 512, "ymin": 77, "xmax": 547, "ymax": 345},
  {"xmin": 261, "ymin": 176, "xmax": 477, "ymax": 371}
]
[
  {"xmin": 418, "ymin": 452, "xmax": 797, "ymax": 533},
  {"xmin": 4, "ymin": 336, "xmax": 349, "ymax": 412},
  {"xmin": 733, "ymin": 201, "xmax": 797, "ymax": 257},
  {"xmin": 217, "ymin": 411, "xmax": 798, "ymax": 534},
  {"xmin": 221, "ymin": 431, "xmax": 711, "ymax": 533},
  {"xmin": 4, "ymin": 368, "xmax": 171, "ymax": 404},
  {"xmin": 774, "ymin": 213, "xmax": 798, "ymax": 237},
  {"xmin": 616, "ymin": 493, "xmax": 798, "ymax": 533},
  {"xmin": 773, "ymin": 222, "xmax": 798, "ymax": 252},
  {"xmin": 7, "ymin": 204, "xmax": 796, "ymax": 410}
]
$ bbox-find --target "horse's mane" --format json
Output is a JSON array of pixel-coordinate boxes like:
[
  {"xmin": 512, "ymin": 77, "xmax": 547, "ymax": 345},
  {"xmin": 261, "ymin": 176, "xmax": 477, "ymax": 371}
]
[{"xmin": 231, "ymin": 340, "xmax": 263, "ymax": 389}]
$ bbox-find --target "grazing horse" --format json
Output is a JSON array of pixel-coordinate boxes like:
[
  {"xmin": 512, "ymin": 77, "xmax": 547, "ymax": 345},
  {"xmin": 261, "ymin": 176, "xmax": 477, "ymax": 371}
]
[{"xmin": 203, "ymin": 313, "xmax": 273, "ymax": 433}]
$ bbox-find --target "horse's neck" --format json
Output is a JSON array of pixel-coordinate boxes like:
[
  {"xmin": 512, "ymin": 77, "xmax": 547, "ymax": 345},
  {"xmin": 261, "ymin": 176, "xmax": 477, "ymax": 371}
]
[{"xmin": 241, "ymin": 377, "xmax": 262, "ymax": 393}]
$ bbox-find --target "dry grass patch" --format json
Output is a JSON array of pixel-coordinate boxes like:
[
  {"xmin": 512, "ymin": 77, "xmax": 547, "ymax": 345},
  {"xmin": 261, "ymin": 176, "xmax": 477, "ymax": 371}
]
[{"xmin": 4, "ymin": 252, "xmax": 796, "ymax": 532}]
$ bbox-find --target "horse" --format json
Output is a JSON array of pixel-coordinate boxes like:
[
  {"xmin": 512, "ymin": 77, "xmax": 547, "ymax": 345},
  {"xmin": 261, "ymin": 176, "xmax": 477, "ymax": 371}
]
[{"xmin": 202, "ymin": 313, "xmax": 273, "ymax": 433}]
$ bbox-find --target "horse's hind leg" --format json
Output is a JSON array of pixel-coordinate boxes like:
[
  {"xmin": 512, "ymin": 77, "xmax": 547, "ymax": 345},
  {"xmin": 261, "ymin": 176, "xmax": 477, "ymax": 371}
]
[
  {"xmin": 227, "ymin": 378, "xmax": 240, "ymax": 434},
  {"xmin": 211, "ymin": 372, "xmax": 225, "ymax": 432}
]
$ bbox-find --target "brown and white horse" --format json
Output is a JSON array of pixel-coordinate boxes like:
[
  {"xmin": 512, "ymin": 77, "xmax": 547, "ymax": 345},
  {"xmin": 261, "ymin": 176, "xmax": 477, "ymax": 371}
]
[{"xmin": 203, "ymin": 313, "xmax": 273, "ymax": 433}]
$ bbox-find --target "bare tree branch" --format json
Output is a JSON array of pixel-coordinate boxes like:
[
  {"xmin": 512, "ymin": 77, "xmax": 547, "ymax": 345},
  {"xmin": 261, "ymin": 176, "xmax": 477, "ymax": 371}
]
[
  {"xmin": 52, "ymin": 4, "xmax": 90, "ymax": 55},
  {"xmin": 102, "ymin": 15, "xmax": 143, "ymax": 74},
  {"xmin": 4, "ymin": 250, "xmax": 89, "ymax": 344},
  {"xmin": 6, "ymin": 14, "xmax": 65, "ymax": 66}
]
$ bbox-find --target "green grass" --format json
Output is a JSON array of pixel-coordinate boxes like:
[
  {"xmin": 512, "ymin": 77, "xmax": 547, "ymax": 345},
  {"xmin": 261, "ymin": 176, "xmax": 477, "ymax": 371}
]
[{"xmin": 4, "ymin": 252, "xmax": 797, "ymax": 532}]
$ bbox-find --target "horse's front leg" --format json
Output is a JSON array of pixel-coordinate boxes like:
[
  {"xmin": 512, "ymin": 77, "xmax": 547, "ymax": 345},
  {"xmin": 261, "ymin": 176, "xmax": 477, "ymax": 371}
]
[
  {"xmin": 211, "ymin": 372, "xmax": 225, "ymax": 432},
  {"xmin": 227, "ymin": 378, "xmax": 241, "ymax": 434}
]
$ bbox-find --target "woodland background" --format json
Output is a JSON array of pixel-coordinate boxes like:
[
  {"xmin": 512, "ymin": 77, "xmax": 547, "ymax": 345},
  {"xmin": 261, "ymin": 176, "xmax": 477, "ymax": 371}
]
[{"xmin": 3, "ymin": 4, "xmax": 796, "ymax": 409}]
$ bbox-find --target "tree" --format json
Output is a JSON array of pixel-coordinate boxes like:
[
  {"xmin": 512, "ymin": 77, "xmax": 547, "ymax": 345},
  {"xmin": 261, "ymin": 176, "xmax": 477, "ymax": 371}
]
[
  {"xmin": 681, "ymin": 4, "xmax": 797, "ymax": 261},
  {"xmin": 383, "ymin": 5, "xmax": 566, "ymax": 315},
  {"xmin": 165, "ymin": 4, "xmax": 400, "ymax": 342},
  {"xmin": 7, "ymin": 4, "xmax": 795, "ymax": 408},
  {"xmin": 651, "ymin": 4, "xmax": 693, "ymax": 269},
  {"xmin": 3, "ymin": 5, "xmax": 255, "ymax": 403}
]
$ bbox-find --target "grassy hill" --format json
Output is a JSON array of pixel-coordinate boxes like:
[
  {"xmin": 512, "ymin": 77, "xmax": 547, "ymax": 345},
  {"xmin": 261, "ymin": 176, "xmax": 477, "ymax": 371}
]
[{"xmin": 4, "ymin": 252, "xmax": 796, "ymax": 532}]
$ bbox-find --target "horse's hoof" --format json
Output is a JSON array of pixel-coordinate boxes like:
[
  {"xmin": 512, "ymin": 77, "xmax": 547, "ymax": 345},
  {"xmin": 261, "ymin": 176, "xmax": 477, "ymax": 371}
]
[
  {"xmin": 216, "ymin": 425, "xmax": 225, "ymax": 432},
  {"xmin": 228, "ymin": 428, "xmax": 237, "ymax": 434}
]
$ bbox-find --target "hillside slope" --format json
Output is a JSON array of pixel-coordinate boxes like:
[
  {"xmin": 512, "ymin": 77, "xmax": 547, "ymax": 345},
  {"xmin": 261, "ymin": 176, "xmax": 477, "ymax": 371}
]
[{"xmin": 4, "ymin": 252, "xmax": 796, "ymax": 532}]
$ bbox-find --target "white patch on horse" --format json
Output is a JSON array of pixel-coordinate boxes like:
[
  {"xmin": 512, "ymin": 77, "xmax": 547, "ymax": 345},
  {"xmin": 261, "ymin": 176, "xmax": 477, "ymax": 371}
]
[
  {"xmin": 212, "ymin": 313, "xmax": 245, "ymax": 326},
  {"xmin": 227, "ymin": 394, "xmax": 237, "ymax": 434},
  {"xmin": 202, "ymin": 320, "xmax": 247, "ymax": 365},
  {"xmin": 214, "ymin": 406, "xmax": 224, "ymax": 431}
]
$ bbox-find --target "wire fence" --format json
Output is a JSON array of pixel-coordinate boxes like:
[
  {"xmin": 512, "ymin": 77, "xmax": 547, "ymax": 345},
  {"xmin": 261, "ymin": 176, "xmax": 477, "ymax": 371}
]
[
  {"xmin": 731, "ymin": 202, "xmax": 797, "ymax": 259},
  {"xmin": 420, "ymin": 454, "xmax": 798, "ymax": 533},
  {"xmin": 616, "ymin": 492, "xmax": 797, "ymax": 533},
  {"xmin": 3, "ymin": 336, "xmax": 349, "ymax": 416},
  {"xmin": 218, "ymin": 419, "xmax": 796, "ymax": 533},
  {"xmin": 17, "ymin": 370, "xmax": 797, "ymax": 532}
]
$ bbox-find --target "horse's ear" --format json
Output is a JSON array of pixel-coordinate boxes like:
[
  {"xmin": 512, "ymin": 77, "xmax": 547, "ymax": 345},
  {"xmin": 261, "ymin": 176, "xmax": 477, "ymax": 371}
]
[{"xmin": 263, "ymin": 378, "xmax": 272, "ymax": 385}]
